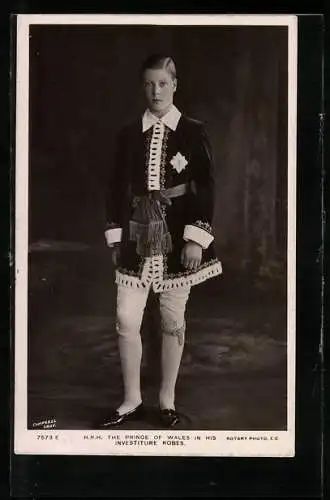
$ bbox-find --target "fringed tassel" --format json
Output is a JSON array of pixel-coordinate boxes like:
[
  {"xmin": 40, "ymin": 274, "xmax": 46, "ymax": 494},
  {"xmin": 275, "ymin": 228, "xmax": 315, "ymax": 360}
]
[
  {"xmin": 129, "ymin": 220, "xmax": 165, "ymax": 242},
  {"xmin": 161, "ymin": 231, "xmax": 172, "ymax": 254},
  {"xmin": 129, "ymin": 195, "xmax": 173, "ymax": 257},
  {"xmin": 129, "ymin": 221, "xmax": 172, "ymax": 257}
]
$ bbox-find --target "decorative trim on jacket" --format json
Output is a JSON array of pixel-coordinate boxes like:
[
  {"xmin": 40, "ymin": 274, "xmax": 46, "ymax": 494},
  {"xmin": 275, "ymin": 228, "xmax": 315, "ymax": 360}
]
[
  {"xmin": 183, "ymin": 224, "xmax": 214, "ymax": 249},
  {"xmin": 115, "ymin": 257, "xmax": 222, "ymax": 292},
  {"xmin": 104, "ymin": 222, "xmax": 122, "ymax": 247}
]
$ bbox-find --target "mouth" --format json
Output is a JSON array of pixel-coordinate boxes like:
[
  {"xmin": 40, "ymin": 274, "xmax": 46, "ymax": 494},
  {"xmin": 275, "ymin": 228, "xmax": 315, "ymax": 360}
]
[{"xmin": 152, "ymin": 99, "xmax": 162, "ymax": 104}]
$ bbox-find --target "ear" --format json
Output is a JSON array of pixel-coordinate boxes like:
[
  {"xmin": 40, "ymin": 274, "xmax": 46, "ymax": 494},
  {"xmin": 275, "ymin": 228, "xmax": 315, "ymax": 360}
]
[{"xmin": 172, "ymin": 78, "xmax": 177, "ymax": 93}]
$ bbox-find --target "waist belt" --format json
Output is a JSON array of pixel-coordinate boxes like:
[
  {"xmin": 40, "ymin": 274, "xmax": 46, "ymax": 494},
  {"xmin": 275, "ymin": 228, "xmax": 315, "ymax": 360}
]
[
  {"xmin": 132, "ymin": 183, "xmax": 188, "ymax": 207},
  {"xmin": 129, "ymin": 183, "xmax": 189, "ymax": 257},
  {"xmin": 162, "ymin": 183, "xmax": 188, "ymax": 201}
]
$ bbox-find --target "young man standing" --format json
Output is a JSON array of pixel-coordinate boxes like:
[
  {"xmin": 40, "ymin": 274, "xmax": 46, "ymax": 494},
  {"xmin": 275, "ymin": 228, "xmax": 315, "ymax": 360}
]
[{"xmin": 103, "ymin": 54, "xmax": 222, "ymax": 428}]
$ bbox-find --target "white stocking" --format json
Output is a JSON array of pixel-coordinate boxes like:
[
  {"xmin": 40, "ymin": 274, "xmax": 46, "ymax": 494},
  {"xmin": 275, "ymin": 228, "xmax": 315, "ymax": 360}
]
[
  {"xmin": 116, "ymin": 284, "xmax": 149, "ymax": 415},
  {"xmin": 117, "ymin": 336, "xmax": 143, "ymax": 414},
  {"xmin": 159, "ymin": 328, "xmax": 185, "ymax": 410},
  {"xmin": 159, "ymin": 287, "xmax": 190, "ymax": 410}
]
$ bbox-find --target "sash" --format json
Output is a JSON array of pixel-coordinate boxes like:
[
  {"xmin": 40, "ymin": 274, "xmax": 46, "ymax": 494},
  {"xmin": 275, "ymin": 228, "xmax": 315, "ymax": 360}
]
[{"xmin": 129, "ymin": 183, "xmax": 188, "ymax": 257}]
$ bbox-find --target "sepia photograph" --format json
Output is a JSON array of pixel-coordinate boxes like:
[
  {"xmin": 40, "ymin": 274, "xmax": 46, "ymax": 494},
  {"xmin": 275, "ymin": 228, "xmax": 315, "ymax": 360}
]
[{"xmin": 14, "ymin": 14, "xmax": 297, "ymax": 456}]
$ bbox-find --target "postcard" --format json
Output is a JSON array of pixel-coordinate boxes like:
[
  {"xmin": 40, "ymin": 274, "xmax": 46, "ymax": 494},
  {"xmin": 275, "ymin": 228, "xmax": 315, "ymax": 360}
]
[{"xmin": 14, "ymin": 14, "xmax": 297, "ymax": 457}]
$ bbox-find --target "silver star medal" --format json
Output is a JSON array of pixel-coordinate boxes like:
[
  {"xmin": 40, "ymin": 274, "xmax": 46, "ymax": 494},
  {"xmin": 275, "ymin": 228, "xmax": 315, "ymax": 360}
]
[{"xmin": 170, "ymin": 152, "xmax": 188, "ymax": 173}]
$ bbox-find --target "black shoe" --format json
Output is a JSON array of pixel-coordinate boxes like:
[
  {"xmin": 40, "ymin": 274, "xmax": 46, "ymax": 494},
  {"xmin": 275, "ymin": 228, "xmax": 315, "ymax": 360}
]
[
  {"xmin": 100, "ymin": 404, "xmax": 144, "ymax": 428},
  {"xmin": 160, "ymin": 408, "xmax": 180, "ymax": 428}
]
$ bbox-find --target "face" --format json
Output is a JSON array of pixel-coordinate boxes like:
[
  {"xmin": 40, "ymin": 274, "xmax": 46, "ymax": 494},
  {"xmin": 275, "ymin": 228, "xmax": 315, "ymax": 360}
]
[{"xmin": 142, "ymin": 68, "xmax": 177, "ymax": 117}]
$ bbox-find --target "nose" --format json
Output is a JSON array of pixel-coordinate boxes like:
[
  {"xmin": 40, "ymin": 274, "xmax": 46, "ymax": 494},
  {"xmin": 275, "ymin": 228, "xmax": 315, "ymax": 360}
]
[{"xmin": 152, "ymin": 83, "xmax": 161, "ymax": 96}]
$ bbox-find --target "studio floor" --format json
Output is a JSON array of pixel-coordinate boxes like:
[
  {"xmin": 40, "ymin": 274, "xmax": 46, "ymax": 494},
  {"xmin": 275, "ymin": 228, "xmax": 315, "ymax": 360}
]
[{"xmin": 27, "ymin": 243, "xmax": 287, "ymax": 431}]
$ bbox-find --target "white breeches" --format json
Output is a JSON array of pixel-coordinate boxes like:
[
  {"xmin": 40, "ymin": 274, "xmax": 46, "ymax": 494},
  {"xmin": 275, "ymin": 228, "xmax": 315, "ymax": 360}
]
[
  {"xmin": 115, "ymin": 283, "xmax": 191, "ymax": 412},
  {"xmin": 116, "ymin": 284, "xmax": 191, "ymax": 343}
]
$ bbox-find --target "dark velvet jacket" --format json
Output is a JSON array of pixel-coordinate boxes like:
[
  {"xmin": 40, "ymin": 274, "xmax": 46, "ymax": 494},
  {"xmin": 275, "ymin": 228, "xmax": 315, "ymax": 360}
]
[{"xmin": 105, "ymin": 111, "xmax": 222, "ymax": 292}]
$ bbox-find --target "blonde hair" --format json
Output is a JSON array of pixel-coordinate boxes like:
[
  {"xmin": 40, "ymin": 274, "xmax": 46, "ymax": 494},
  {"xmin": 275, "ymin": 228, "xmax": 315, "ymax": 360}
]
[{"xmin": 141, "ymin": 54, "xmax": 177, "ymax": 80}]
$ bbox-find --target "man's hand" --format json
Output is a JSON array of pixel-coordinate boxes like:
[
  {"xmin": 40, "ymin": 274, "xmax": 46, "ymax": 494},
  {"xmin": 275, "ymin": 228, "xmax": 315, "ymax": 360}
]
[
  {"xmin": 111, "ymin": 245, "xmax": 121, "ymax": 266},
  {"xmin": 181, "ymin": 241, "xmax": 202, "ymax": 270}
]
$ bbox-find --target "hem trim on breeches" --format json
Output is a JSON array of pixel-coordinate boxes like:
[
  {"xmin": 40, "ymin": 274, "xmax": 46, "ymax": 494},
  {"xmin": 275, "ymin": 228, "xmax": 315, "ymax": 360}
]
[{"xmin": 162, "ymin": 320, "xmax": 186, "ymax": 346}]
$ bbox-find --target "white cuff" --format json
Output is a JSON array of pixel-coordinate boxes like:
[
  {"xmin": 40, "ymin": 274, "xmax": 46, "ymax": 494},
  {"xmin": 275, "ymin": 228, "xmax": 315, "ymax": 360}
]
[
  {"xmin": 183, "ymin": 224, "xmax": 214, "ymax": 249},
  {"xmin": 105, "ymin": 227, "xmax": 122, "ymax": 247}
]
